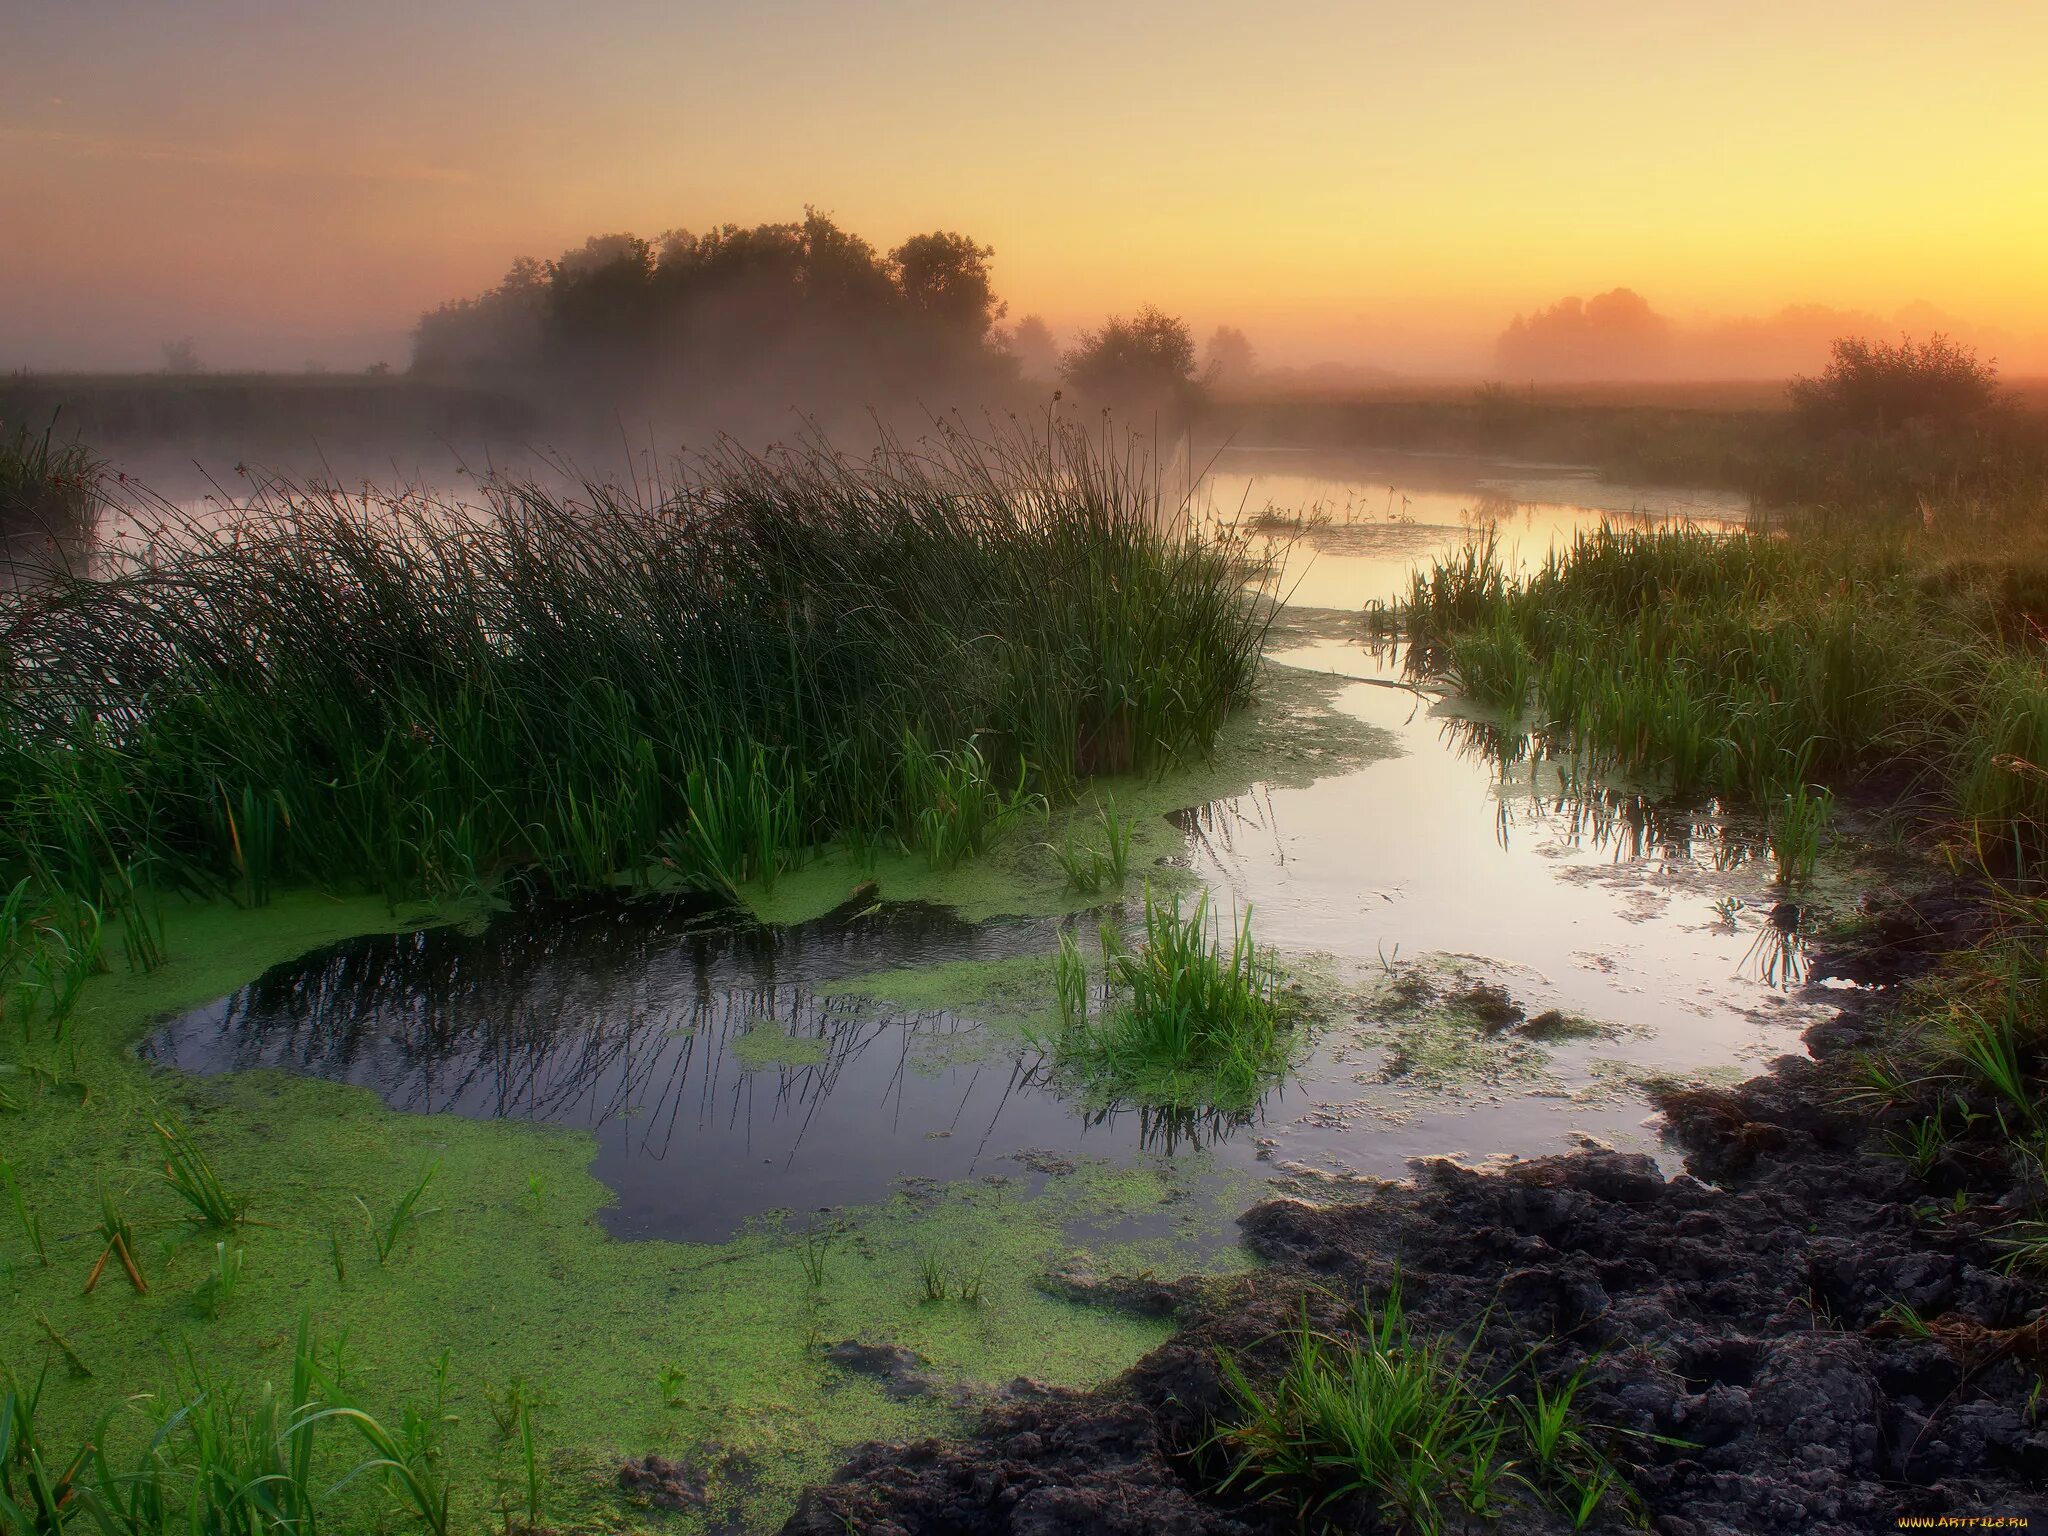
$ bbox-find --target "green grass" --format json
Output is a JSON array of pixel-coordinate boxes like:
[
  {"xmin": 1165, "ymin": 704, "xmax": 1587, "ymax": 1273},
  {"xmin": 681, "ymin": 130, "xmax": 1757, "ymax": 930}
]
[
  {"xmin": 0, "ymin": 421, "xmax": 1270, "ymax": 945},
  {"xmin": 1388, "ymin": 508, "xmax": 2048, "ymax": 1319},
  {"xmin": 1048, "ymin": 886, "xmax": 1295, "ymax": 1114},
  {"xmin": 0, "ymin": 1310, "xmax": 459, "ymax": 1535},
  {"xmin": 1379, "ymin": 521, "xmax": 2048, "ymax": 874},
  {"xmin": 0, "ymin": 417, "xmax": 99, "ymax": 548},
  {"xmin": 1215, "ymin": 1277, "xmax": 1624, "ymax": 1532},
  {"xmin": 1047, "ymin": 798, "xmax": 1133, "ymax": 895}
]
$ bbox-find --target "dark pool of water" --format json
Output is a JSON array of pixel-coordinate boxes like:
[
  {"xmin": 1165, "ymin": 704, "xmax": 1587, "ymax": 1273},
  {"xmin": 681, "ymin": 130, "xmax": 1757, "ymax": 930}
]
[{"xmin": 142, "ymin": 895, "xmax": 1268, "ymax": 1241}]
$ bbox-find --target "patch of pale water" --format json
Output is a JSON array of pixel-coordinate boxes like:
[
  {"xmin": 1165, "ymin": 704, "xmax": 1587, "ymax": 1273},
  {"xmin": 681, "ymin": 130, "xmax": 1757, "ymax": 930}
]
[{"xmin": 144, "ymin": 448, "xmax": 1860, "ymax": 1239}]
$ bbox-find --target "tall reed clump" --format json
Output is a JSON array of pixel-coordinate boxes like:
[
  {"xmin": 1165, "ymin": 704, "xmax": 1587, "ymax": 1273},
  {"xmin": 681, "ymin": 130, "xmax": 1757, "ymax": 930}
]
[
  {"xmin": 1051, "ymin": 885, "xmax": 1295, "ymax": 1113},
  {"xmin": 0, "ymin": 421, "xmax": 1272, "ymax": 931},
  {"xmin": 0, "ymin": 416, "xmax": 100, "ymax": 548},
  {"xmin": 1377, "ymin": 521, "xmax": 2048, "ymax": 881}
]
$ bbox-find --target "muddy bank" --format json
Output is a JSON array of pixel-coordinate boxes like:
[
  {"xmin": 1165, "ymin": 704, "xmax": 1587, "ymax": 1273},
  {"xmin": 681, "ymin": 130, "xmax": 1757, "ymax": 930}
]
[{"xmin": 779, "ymin": 889, "xmax": 2048, "ymax": 1535}]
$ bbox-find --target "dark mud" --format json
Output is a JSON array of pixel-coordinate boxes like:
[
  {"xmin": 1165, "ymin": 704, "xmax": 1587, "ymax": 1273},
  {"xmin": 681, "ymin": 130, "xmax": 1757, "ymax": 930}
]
[{"xmin": 781, "ymin": 887, "xmax": 2048, "ymax": 1535}]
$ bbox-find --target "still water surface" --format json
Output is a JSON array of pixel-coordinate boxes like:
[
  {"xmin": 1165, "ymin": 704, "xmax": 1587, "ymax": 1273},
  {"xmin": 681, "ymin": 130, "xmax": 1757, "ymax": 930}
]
[{"xmin": 146, "ymin": 447, "xmax": 1840, "ymax": 1242}]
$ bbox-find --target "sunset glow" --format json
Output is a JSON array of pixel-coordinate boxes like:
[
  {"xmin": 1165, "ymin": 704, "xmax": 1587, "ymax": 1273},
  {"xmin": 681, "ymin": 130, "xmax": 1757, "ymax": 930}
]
[{"xmin": 6, "ymin": 0, "xmax": 2046, "ymax": 372}]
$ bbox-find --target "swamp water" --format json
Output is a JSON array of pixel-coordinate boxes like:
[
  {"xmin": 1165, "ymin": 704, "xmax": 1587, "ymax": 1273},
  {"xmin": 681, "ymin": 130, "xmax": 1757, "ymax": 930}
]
[{"xmin": 144, "ymin": 445, "xmax": 1850, "ymax": 1248}]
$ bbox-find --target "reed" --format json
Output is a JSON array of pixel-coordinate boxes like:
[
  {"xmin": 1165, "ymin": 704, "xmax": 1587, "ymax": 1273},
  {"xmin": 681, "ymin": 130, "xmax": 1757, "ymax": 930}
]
[
  {"xmin": 0, "ymin": 1157, "xmax": 48, "ymax": 1267},
  {"xmin": 153, "ymin": 1115, "xmax": 247, "ymax": 1229},
  {"xmin": 1387, "ymin": 521, "xmax": 2048, "ymax": 876},
  {"xmin": 0, "ymin": 416, "xmax": 99, "ymax": 547},
  {"xmin": 1048, "ymin": 798, "xmax": 1134, "ymax": 895},
  {"xmin": 0, "ymin": 422, "xmax": 1270, "ymax": 940}
]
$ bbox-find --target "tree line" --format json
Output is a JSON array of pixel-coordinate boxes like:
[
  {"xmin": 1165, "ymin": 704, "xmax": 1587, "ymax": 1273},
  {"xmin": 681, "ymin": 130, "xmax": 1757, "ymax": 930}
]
[{"xmin": 411, "ymin": 209, "xmax": 1239, "ymax": 421}]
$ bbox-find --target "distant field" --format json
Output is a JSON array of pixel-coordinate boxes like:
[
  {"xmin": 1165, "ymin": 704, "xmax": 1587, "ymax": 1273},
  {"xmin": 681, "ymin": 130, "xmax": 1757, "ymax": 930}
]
[{"xmin": 0, "ymin": 371, "xmax": 534, "ymax": 453}]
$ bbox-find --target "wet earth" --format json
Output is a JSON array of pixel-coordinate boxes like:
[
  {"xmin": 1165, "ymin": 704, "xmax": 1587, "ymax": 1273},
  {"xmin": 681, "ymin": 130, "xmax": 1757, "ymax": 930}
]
[{"xmin": 776, "ymin": 889, "xmax": 2048, "ymax": 1535}]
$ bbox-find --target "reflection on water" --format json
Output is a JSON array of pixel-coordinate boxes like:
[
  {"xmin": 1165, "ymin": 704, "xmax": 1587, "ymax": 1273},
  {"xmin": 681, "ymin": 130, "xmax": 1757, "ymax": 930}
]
[
  {"xmin": 1204, "ymin": 444, "xmax": 1748, "ymax": 612},
  {"xmin": 143, "ymin": 896, "xmax": 1277, "ymax": 1240},
  {"xmin": 143, "ymin": 445, "xmax": 1856, "ymax": 1235}
]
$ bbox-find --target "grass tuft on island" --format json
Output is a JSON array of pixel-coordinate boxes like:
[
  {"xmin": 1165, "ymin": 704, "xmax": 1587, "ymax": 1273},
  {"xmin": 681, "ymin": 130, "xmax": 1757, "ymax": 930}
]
[{"xmin": 1046, "ymin": 886, "xmax": 1303, "ymax": 1122}]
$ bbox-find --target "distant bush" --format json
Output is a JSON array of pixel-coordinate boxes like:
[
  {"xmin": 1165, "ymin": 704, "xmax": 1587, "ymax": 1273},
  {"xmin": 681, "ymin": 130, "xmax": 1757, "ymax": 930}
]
[
  {"xmin": 1790, "ymin": 333, "xmax": 2006, "ymax": 436},
  {"xmin": 1059, "ymin": 306, "xmax": 1202, "ymax": 417}
]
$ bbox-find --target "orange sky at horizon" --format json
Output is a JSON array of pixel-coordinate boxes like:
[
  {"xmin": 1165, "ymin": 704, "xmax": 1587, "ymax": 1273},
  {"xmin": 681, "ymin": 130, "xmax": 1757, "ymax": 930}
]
[{"xmin": 5, "ymin": 0, "xmax": 2046, "ymax": 374}]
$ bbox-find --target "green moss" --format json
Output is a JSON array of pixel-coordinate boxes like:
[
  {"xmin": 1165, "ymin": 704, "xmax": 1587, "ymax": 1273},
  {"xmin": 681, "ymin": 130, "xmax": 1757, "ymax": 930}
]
[{"xmin": 0, "ymin": 895, "xmax": 1246, "ymax": 1533}]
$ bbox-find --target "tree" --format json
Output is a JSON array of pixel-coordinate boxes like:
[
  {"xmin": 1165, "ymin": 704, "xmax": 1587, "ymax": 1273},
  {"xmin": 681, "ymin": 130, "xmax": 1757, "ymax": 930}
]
[
  {"xmin": 1495, "ymin": 288, "xmax": 1673, "ymax": 380},
  {"xmin": 412, "ymin": 255, "xmax": 548, "ymax": 380},
  {"xmin": 1004, "ymin": 315, "xmax": 1060, "ymax": 381},
  {"xmin": 1060, "ymin": 307, "xmax": 1200, "ymax": 411},
  {"xmin": 892, "ymin": 231, "xmax": 1004, "ymax": 338},
  {"xmin": 1789, "ymin": 334, "xmax": 2005, "ymax": 436},
  {"xmin": 160, "ymin": 338, "xmax": 203, "ymax": 375},
  {"xmin": 1203, "ymin": 325, "xmax": 1257, "ymax": 388},
  {"xmin": 407, "ymin": 210, "xmax": 1011, "ymax": 411}
]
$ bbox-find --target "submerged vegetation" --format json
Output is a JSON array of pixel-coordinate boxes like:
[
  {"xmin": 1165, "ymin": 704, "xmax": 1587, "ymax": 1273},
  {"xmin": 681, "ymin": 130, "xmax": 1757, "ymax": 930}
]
[{"xmin": 0, "ymin": 421, "xmax": 1269, "ymax": 955}]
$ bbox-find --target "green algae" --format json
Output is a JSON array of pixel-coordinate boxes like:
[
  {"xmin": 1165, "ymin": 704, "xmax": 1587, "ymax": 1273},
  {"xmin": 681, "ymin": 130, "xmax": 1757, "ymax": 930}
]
[
  {"xmin": 741, "ymin": 658, "xmax": 1400, "ymax": 927},
  {"xmin": 0, "ymin": 896, "xmax": 1248, "ymax": 1534},
  {"xmin": 833, "ymin": 953, "xmax": 1064, "ymax": 1039},
  {"xmin": 728, "ymin": 1019, "xmax": 831, "ymax": 1071}
]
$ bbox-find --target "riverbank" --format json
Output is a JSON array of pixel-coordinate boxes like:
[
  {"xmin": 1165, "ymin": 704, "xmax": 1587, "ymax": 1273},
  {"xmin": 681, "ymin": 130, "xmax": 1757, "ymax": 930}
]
[{"xmin": 780, "ymin": 879, "xmax": 2048, "ymax": 1534}]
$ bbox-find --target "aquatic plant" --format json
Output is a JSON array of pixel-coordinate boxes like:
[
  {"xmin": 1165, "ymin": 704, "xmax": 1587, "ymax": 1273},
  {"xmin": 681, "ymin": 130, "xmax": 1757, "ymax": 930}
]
[
  {"xmin": 84, "ymin": 1188, "xmax": 147, "ymax": 1296},
  {"xmin": 0, "ymin": 421, "xmax": 1271, "ymax": 944},
  {"xmin": 1389, "ymin": 521, "xmax": 2048, "ymax": 877},
  {"xmin": 1767, "ymin": 780, "xmax": 1833, "ymax": 888},
  {"xmin": 909, "ymin": 1245, "xmax": 987, "ymax": 1305},
  {"xmin": 915, "ymin": 1246, "xmax": 949, "ymax": 1303},
  {"xmin": 357, "ymin": 1161, "xmax": 439, "ymax": 1267},
  {"xmin": 1052, "ymin": 885, "xmax": 1293, "ymax": 1113},
  {"xmin": 799, "ymin": 1222, "xmax": 830, "ymax": 1289},
  {"xmin": 0, "ymin": 416, "xmax": 99, "ymax": 548},
  {"xmin": 0, "ymin": 1158, "xmax": 47, "ymax": 1269},
  {"xmin": 153, "ymin": 1115, "xmax": 247, "ymax": 1230},
  {"xmin": 197, "ymin": 1240, "xmax": 243, "ymax": 1321},
  {"xmin": 1048, "ymin": 798, "xmax": 1133, "ymax": 895}
]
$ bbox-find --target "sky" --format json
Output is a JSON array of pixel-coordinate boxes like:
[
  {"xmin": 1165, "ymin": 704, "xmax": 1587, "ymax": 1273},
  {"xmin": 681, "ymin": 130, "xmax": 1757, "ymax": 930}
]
[{"xmin": 5, "ymin": 0, "xmax": 2046, "ymax": 374}]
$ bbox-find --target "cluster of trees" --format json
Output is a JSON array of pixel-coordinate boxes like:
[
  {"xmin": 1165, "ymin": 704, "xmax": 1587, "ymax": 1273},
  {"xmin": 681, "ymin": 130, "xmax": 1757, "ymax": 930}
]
[
  {"xmin": 1495, "ymin": 288, "xmax": 1674, "ymax": 381},
  {"xmin": 414, "ymin": 212, "xmax": 1250, "ymax": 426},
  {"xmin": 412, "ymin": 210, "xmax": 1010, "ymax": 411}
]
